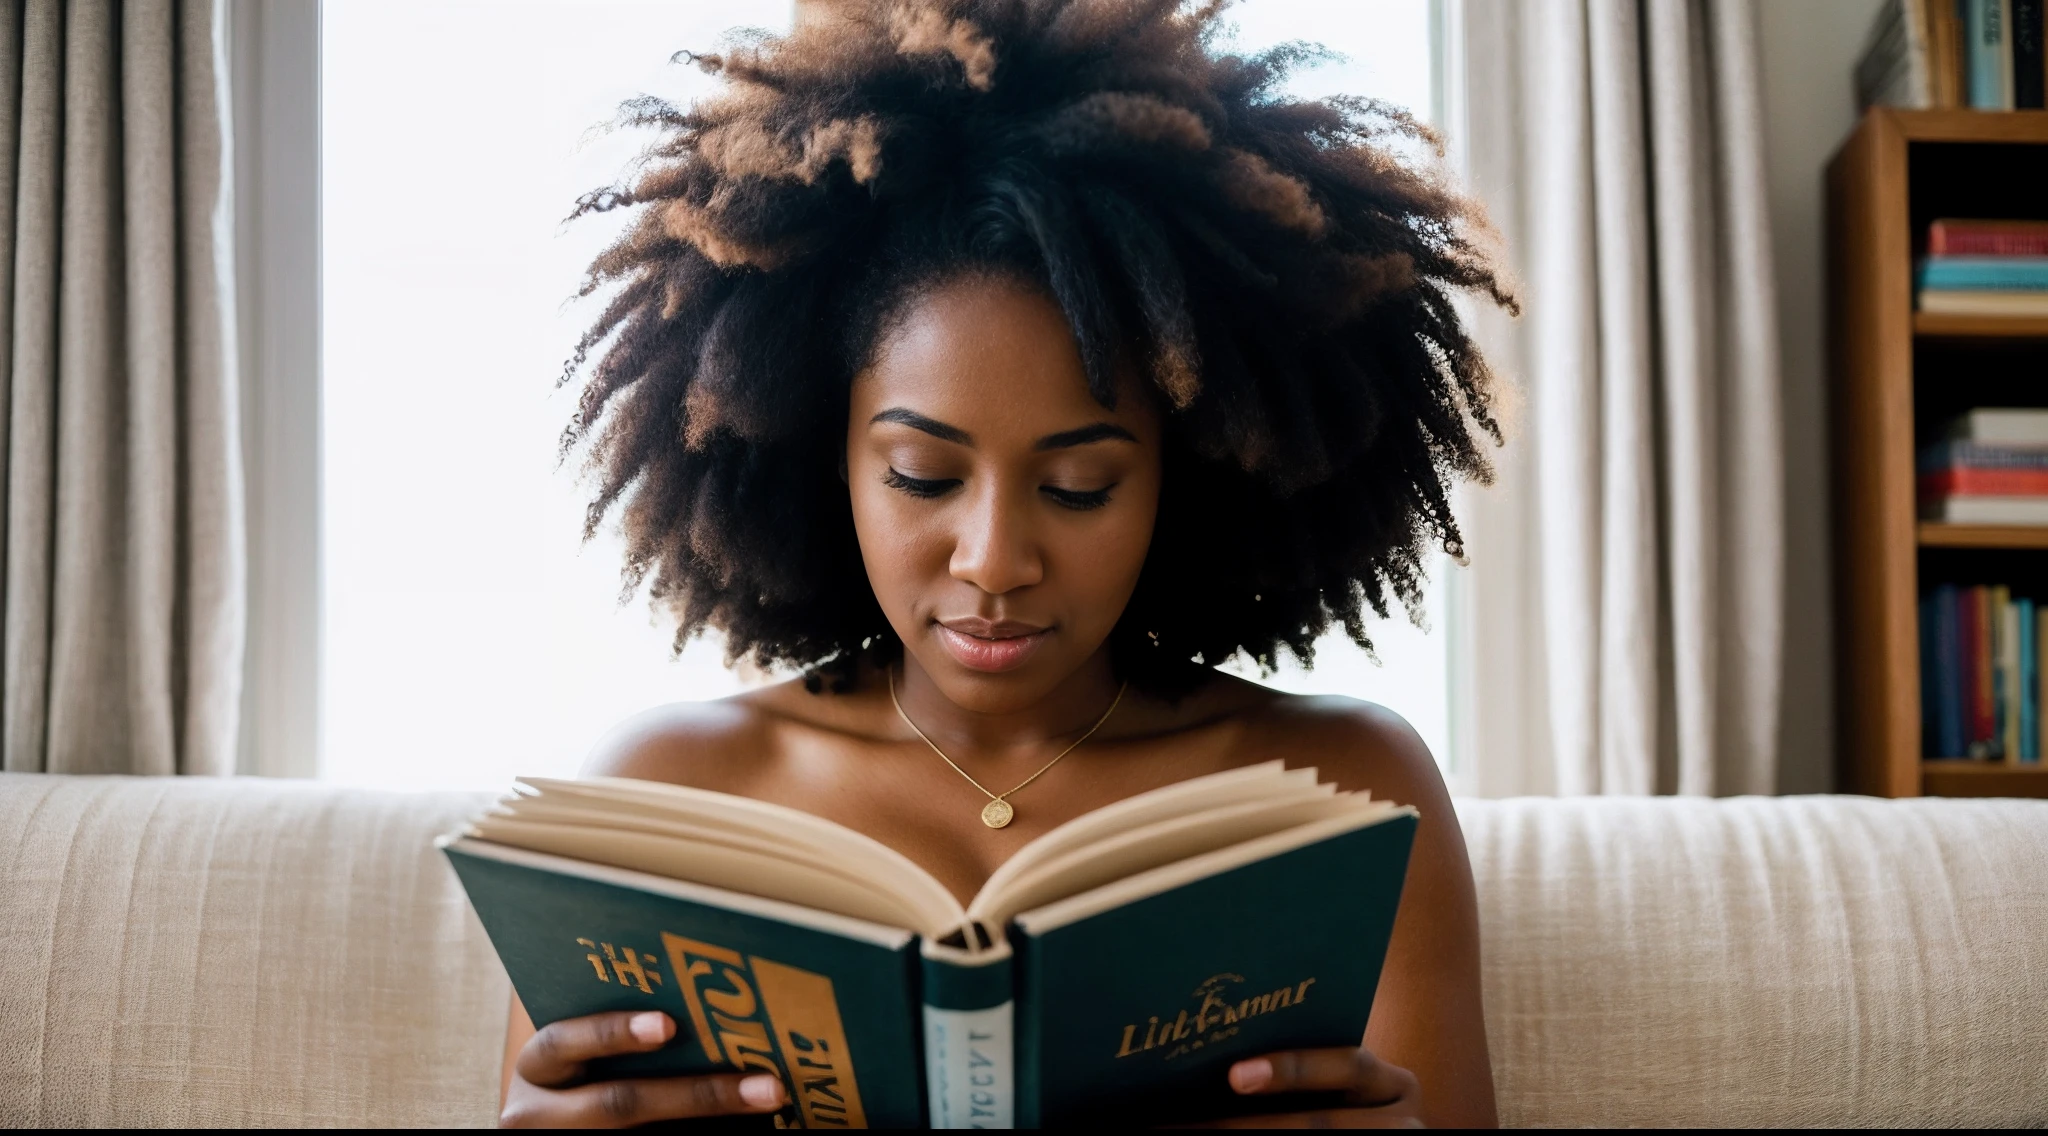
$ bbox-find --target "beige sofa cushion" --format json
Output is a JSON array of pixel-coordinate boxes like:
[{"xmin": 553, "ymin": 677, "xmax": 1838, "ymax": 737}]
[
  {"xmin": 0, "ymin": 774, "xmax": 505, "ymax": 1127},
  {"xmin": 2, "ymin": 774, "xmax": 2044, "ymax": 1127},
  {"xmin": 1467, "ymin": 794, "xmax": 2048, "ymax": 1127}
]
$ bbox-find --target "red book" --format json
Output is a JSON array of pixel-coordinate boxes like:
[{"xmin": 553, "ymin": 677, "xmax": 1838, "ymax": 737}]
[
  {"xmin": 1929, "ymin": 219, "xmax": 2048, "ymax": 257},
  {"xmin": 1920, "ymin": 468, "xmax": 2048, "ymax": 498}
]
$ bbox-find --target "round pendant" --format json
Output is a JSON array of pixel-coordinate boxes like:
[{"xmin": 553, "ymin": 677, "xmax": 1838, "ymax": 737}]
[{"xmin": 980, "ymin": 798, "xmax": 1015, "ymax": 829}]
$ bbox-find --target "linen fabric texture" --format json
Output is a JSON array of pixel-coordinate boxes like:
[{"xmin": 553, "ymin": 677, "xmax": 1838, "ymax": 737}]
[
  {"xmin": 0, "ymin": 0, "xmax": 243, "ymax": 775},
  {"xmin": 2, "ymin": 773, "xmax": 2042, "ymax": 1127},
  {"xmin": 1450, "ymin": 0, "xmax": 1786, "ymax": 797}
]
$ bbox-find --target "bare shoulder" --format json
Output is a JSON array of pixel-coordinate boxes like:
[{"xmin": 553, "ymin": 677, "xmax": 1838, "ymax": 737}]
[
  {"xmin": 1230, "ymin": 686, "xmax": 1452, "ymax": 811},
  {"xmin": 579, "ymin": 676, "xmax": 866, "ymax": 793}
]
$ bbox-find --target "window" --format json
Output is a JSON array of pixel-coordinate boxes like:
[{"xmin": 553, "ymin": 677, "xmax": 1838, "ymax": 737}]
[{"xmin": 319, "ymin": 0, "xmax": 1444, "ymax": 790}]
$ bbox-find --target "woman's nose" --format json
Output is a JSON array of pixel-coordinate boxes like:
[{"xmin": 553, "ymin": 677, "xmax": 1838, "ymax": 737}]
[{"xmin": 948, "ymin": 482, "xmax": 1044, "ymax": 595}]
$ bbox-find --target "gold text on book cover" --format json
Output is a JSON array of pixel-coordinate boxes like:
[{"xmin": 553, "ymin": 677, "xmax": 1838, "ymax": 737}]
[
  {"xmin": 1114, "ymin": 972, "xmax": 1318, "ymax": 1062},
  {"xmin": 662, "ymin": 933, "xmax": 869, "ymax": 1129}
]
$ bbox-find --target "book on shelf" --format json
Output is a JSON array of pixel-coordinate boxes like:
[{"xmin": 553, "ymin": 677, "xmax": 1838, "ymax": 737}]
[
  {"xmin": 1918, "ymin": 289, "xmax": 2048, "ymax": 315},
  {"xmin": 1915, "ymin": 256, "xmax": 2048, "ymax": 290},
  {"xmin": 1859, "ymin": 0, "xmax": 1937, "ymax": 108},
  {"xmin": 1969, "ymin": 0, "xmax": 2014, "ymax": 108},
  {"xmin": 1917, "ymin": 222, "xmax": 2048, "ymax": 314},
  {"xmin": 1929, "ymin": 219, "xmax": 2048, "ymax": 257},
  {"xmin": 2020, "ymin": 0, "xmax": 2047, "ymax": 107},
  {"xmin": 1924, "ymin": 496, "xmax": 2048, "ymax": 522},
  {"xmin": 1865, "ymin": 0, "xmax": 2047, "ymax": 108},
  {"xmin": 1942, "ymin": 407, "xmax": 2048, "ymax": 446},
  {"xmin": 1924, "ymin": 582, "xmax": 2046, "ymax": 763},
  {"xmin": 1920, "ymin": 417, "xmax": 2048, "ymax": 521},
  {"xmin": 440, "ymin": 762, "xmax": 1416, "ymax": 1129}
]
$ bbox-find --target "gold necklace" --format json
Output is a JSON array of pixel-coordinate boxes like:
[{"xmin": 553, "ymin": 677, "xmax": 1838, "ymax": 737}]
[{"xmin": 888, "ymin": 667, "xmax": 1129, "ymax": 829}]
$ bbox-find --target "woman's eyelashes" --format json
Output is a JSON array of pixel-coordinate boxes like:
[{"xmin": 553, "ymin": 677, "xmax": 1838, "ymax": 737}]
[
  {"xmin": 881, "ymin": 468, "xmax": 957, "ymax": 498},
  {"xmin": 1041, "ymin": 485, "xmax": 1115, "ymax": 511},
  {"xmin": 881, "ymin": 468, "xmax": 1116, "ymax": 510}
]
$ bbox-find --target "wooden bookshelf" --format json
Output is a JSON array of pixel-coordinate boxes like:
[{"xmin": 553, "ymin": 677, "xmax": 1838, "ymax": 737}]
[
  {"xmin": 1917, "ymin": 523, "xmax": 2048, "ymax": 550},
  {"xmin": 1828, "ymin": 108, "xmax": 2048, "ymax": 798},
  {"xmin": 1913, "ymin": 313, "xmax": 2048, "ymax": 339},
  {"xmin": 1921, "ymin": 761, "xmax": 2048, "ymax": 797}
]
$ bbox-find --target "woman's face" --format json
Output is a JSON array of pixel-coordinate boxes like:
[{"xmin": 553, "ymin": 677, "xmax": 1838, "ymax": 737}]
[{"xmin": 846, "ymin": 274, "xmax": 1164, "ymax": 715}]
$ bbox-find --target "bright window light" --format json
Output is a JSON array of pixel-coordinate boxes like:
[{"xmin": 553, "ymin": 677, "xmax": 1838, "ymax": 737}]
[{"xmin": 319, "ymin": 0, "xmax": 1443, "ymax": 791}]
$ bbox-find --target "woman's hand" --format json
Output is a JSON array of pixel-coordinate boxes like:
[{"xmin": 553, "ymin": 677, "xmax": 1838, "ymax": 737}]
[
  {"xmin": 1200, "ymin": 1046, "xmax": 1423, "ymax": 1128},
  {"xmin": 499, "ymin": 1010, "xmax": 787, "ymax": 1128}
]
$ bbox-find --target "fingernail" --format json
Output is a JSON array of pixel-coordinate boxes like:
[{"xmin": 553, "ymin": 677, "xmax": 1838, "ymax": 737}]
[
  {"xmin": 739, "ymin": 1074, "xmax": 786, "ymax": 1109},
  {"xmin": 629, "ymin": 1011, "xmax": 672, "ymax": 1044},
  {"xmin": 1229, "ymin": 1058, "xmax": 1272, "ymax": 1094}
]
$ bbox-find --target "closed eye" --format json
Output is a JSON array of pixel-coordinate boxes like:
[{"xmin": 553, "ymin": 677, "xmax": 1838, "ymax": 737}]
[
  {"xmin": 1043, "ymin": 484, "xmax": 1115, "ymax": 511},
  {"xmin": 882, "ymin": 468, "xmax": 960, "ymax": 498}
]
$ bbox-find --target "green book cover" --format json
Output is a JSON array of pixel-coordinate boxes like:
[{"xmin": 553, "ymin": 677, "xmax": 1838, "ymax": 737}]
[
  {"xmin": 1013, "ymin": 815, "xmax": 1414, "ymax": 1125},
  {"xmin": 445, "ymin": 842, "xmax": 927, "ymax": 1129},
  {"xmin": 445, "ymin": 775, "xmax": 1416, "ymax": 1129}
]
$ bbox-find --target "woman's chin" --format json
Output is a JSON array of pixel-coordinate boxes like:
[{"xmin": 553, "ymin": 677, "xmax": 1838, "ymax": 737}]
[{"xmin": 913, "ymin": 649, "xmax": 1074, "ymax": 715}]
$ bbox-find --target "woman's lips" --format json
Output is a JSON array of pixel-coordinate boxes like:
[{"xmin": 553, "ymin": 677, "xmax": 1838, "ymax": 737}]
[{"xmin": 934, "ymin": 619, "xmax": 1051, "ymax": 673}]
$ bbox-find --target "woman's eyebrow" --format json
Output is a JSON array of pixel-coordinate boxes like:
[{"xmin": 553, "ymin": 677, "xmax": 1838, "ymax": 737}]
[
  {"xmin": 870, "ymin": 407, "xmax": 973, "ymax": 446},
  {"xmin": 1036, "ymin": 423, "xmax": 1138, "ymax": 450}
]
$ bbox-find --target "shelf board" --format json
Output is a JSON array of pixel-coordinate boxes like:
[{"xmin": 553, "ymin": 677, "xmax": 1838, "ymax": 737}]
[
  {"xmin": 1886, "ymin": 107, "xmax": 2048, "ymax": 143},
  {"xmin": 1912, "ymin": 312, "xmax": 2048, "ymax": 339},
  {"xmin": 1921, "ymin": 760, "xmax": 2048, "ymax": 797},
  {"xmin": 1917, "ymin": 522, "xmax": 2048, "ymax": 549}
]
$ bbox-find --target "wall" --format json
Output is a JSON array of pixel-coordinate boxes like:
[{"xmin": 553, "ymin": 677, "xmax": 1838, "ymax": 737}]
[{"xmin": 1758, "ymin": 0, "xmax": 1886, "ymax": 793}]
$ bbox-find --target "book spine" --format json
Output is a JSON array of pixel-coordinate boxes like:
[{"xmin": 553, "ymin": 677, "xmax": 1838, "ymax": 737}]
[
  {"xmin": 1932, "ymin": 0, "xmax": 1967, "ymax": 105},
  {"xmin": 1918, "ymin": 289, "xmax": 2048, "ymax": 314},
  {"xmin": 920, "ymin": 944, "xmax": 1015, "ymax": 1129},
  {"xmin": 1920, "ymin": 468, "xmax": 2048, "ymax": 497},
  {"xmin": 1939, "ymin": 585, "xmax": 1964, "ymax": 757},
  {"xmin": 2018, "ymin": 0, "xmax": 2046, "ymax": 105},
  {"xmin": 1923, "ymin": 592, "xmax": 1940, "ymax": 756},
  {"xmin": 1929, "ymin": 220, "xmax": 2048, "ymax": 256},
  {"xmin": 2021, "ymin": 598, "xmax": 2037, "ymax": 761},
  {"xmin": 2002, "ymin": 590, "xmax": 2022, "ymax": 761},
  {"xmin": 1970, "ymin": 0, "xmax": 2012, "ymax": 107},
  {"xmin": 1860, "ymin": 0, "xmax": 1910, "ymax": 106},
  {"xmin": 1969, "ymin": 587, "xmax": 1991, "ymax": 755},
  {"xmin": 2036, "ymin": 604, "xmax": 2047, "ymax": 762},
  {"xmin": 1921, "ymin": 440, "xmax": 2048, "ymax": 470},
  {"xmin": 1917, "ymin": 256, "xmax": 2048, "ymax": 289},
  {"xmin": 1907, "ymin": 0, "xmax": 1936, "ymax": 103}
]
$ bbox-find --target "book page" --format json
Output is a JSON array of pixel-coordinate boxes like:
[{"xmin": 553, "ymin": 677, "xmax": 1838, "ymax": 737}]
[
  {"xmin": 965, "ymin": 791, "xmax": 1362, "ymax": 926},
  {"xmin": 969, "ymin": 761, "xmax": 1321, "ymax": 906},
  {"xmin": 468, "ymin": 817, "xmax": 938, "ymax": 931},
  {"xmin": 1010, "ymin": 803, "xmax": 1415, "ymax": 936},
  {"xmin": 515, "ymin": 776, "xmax": 966, "ymax": 933},
  {"xmin": 468, "ymin": 762, "xmax": 1389, "ymax": 947}
]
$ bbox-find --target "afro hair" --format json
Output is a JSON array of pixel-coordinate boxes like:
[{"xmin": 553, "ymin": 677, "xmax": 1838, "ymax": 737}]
[{"xmin": 562, "ymin": 0, "xmax": 1514, "ymax": 696}]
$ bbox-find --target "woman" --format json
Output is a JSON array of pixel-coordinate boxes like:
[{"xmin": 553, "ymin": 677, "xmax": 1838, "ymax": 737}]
[{"xmin": 502, "ymin": 0, "xmax": 1512, "ymax": 1126}]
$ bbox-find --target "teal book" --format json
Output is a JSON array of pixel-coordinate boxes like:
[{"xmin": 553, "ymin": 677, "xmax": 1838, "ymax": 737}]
[
  {"xmin": 1968, "ymin": 0, "xmax": 2014, "ymax": 108},
  {"xmin": 441, "ymin": 761, "xmax": 1417, "ymax": 1129},
  {"xmin": 1916, "ymin": 256, "xmax": 2048, "ymax": 291}
]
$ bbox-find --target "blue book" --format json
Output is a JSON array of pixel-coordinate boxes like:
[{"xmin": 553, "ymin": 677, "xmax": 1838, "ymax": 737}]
[
  {"xmin": 1923, "ymin": 594, "xmax": 1940, "ymax": 757},
  {"xmin": 1937, "ymin": 585, "xmax": 1965, "ymax": 759},
  {"xmin": 1920, "ymin": 441, "xmax": 2048, "ymax": 471},
  {"xmin": 1916, "ymin": 257, "xmax": 2048, "ymax": 291},
  {"xmin": 2022, "ymin": 598, "xmax": 2038, "ymax": 762},
  {"xmin": 443, "ymin": 763, "xmax": 1415, "ymax": 1128},
  {"xmin": 1968, "ymin": 0, "xmax": 2013, "ymax": 109}
]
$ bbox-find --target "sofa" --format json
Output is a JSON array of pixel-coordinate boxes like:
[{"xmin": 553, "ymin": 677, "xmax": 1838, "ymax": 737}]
[{"xmin": 2, "ymin": 773, "xmax": 2043, "ymax": 1127}]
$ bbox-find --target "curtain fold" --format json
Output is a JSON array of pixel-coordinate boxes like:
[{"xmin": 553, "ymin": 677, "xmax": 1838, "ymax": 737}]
[
  {"xmin": 1453, "ymin": 0, "xmax": 1784, "ymax": 796},
  {"xmin": 0, "ymin": 0, "xmax": 241, "ymax": 776}
]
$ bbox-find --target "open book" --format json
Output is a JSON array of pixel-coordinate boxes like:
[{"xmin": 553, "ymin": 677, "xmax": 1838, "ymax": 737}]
[{"xmin": 442, "ymin": 760, "xmax": 1416, "ymax": 1129}]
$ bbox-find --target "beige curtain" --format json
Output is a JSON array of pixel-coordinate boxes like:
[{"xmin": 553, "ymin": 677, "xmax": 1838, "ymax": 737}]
[
  {"xmin": 0, "ymin": 0, "xmax": 241, "ymax": 775},
  {"xmin": 1450, "ymin": 0, "xmax": 1783, "ymax": 796}
]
